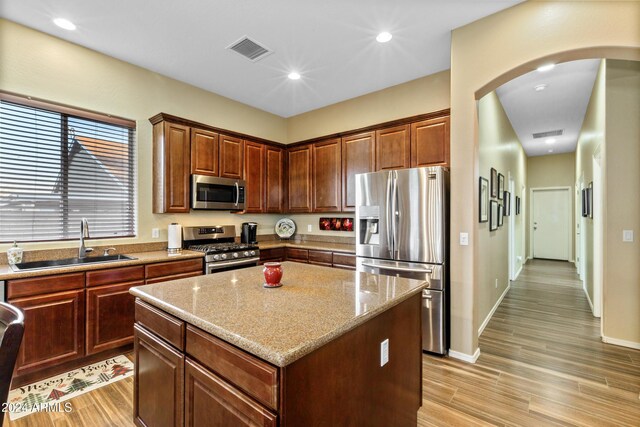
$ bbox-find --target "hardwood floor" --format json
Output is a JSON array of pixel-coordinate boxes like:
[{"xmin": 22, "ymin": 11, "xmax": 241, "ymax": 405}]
[
  {"xmin": 4, "ymin": 260, "xmax": 639, "ymax": 426},
  {"xmin": 418, "ymin": 259, "xmax": 640, "ymax": 427}
]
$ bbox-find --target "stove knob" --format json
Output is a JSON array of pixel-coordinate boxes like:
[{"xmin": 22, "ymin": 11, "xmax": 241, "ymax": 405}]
[
  {"xmin": 250, "ymin": 250, "xmax": 256, "ymax": 256},
  {"xmin": 221, "ymin": 253, "xmax": 228, "ymax": 260},
  {"xmin": 233, "ymin": 253, "xmax": 239, "ymax": 259},
  {"xmin": 243, "ymin": 251, "xmax": 250, "ymax": 257},
  {"xmin": 213, "ymin": 254, "xmax": 220, "ymax": 261}
]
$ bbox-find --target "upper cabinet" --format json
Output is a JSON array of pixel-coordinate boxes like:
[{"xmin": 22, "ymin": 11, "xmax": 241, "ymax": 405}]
[
  {"xmin": 411, "ymin": 116, "xmax": 450, "ymax": 167},
  {"xmin": 342, "ymin": 132, "xmax": 375, "ymax": 212},
  {"xmin": 287, "ymin": 145, "xmax": 313, "ymax": 213},
  {"xmin": 244, "ymin": 141, "xmax": 265, "ymax": 213},
  {"xmin": 191, "ymin": 128, "xmax": 219, "ymax": 176},
  {"xmin": 153, "ymin": 121, "xmax": 191, "ymax": 213},
  {"xmin": 312, "ymin": 138, "xmax": 342, "ymax": 212},
  {"xmin": 219, "ymin": 134, "xmax": 244, "ymax": 179},
  {"xmin": 265, "ymin": 146, "xmax": 285, "ymax": 213},
  {"xmin": 376, "ymin": 125, "xmax": 411, "ymax": 171}
]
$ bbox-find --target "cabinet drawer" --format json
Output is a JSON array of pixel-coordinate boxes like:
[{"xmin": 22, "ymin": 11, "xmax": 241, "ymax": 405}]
[
  {"xmin": 259, "ymin": 248, "xmax": 284, "ymax": 261},
  {"xmin": 145, "ymin": 270, "xmax": 203, "ymax": 285},
  {"xmin": 308, "ymin": 250, "xmax": 332, "ymax": 266},
  {"xmin": 86, "ymin": 265, "xmax": 144, "ymax": 287},
  {"xmin": 186, "ymin": 326, "xmax": 278, "ymax": 410},
  {"xmin": 7, "ymin": 272, "xmax": 85, "ymax": 299},
  {"xmin": 135, "ymin": 299, "xmax": 185, "ymax": 351},
  {"xmin": 285, "ymin": 248, "xmax": 308, "ymax": 262},
  {"xmin": 332, "ymin": 252, "xmax": 356, "ymax": 269},
  {"xmin": 145, "ymin": 258, "xmax": 203, "ymax": 279}
]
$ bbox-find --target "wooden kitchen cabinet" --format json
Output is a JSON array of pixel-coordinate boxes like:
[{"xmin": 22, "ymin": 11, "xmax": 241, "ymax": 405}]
[
  {"xmin": 287, "ymin": 145, "xmax": 313, "ymax": 213},
  {"xmin": 308, "ymin": 250, "xmax": 333, "ymax": 267},
  {"xmin": 376, "ymin": 124, "xmax": 410, "ymax": 171},
  {"xmin": 265, "ymin": 146, "xmax": 285, "ymax": 213},
  {"xmin": 85, "ymin": 266, "xmax": 144, "ymax": 355},
  {"xmin": 145, "ymin": 258, "xmax": 204, "ymax": 284},
  {"xmin": 259, "ymin": 248, "xmax": 285, "ymax": 264},
  {"xmin": 244, "ymin": 140, "xmax": 265, "ymax": 213},
  {"xmin": 153, "ymin": 121, "xmax": 191, "ymax": 213},
  {"xmin": 342, "ymin": 131, "xmax": 376, "ymax": 212},
  {"xmin": 411, "ymin": 116, "xmax": 450, "ymax": 167},
  {"xmin": 191, "ymin": 128, "xmax": 219, "ymax": 176},
  {"xmin": 285, "ymin": 248, "xmax": 309, "ymax": 263},
  {"xmin": 219, "ymin": 134, "xmax": 244, "ymax": 179},
  {"xmin": 10, "ymin": 289, "xmax": 86, "ymax": 376},
  {"xmin": 312, "ymin": 138, "xmax": 342, "ymax": 212}
]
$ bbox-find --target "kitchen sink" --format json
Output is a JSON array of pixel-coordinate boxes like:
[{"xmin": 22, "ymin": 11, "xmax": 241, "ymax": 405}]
[{"xmin": 10, "ymin": 254, "xmax": 137, "ymax": 271}]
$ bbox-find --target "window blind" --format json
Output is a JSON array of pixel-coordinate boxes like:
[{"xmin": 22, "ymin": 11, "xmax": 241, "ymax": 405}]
[{"xmin": 0, "ymin": 96, "xmax": 136, "ymax": 242}]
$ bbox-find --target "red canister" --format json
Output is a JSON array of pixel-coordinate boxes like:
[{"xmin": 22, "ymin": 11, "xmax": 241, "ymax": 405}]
[{"xmin": 263, "ymin": 262, "xmax": 283, "ymax": 288}]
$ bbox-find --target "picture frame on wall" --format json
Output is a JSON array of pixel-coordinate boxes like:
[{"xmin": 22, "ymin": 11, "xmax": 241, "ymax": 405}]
[
  {"xmin": 490, "ymin": 168, "xmax": 498, "ymax": 198},
  {"xmin": 515, "ymin": 196, "xmax": 521, "ymax": 215},
  {"xmin": 498, "ymin": 173, "xmax": 505, "ymax": 200},
  {"xmin": 588, "ymin": 181, "xmax": 594, "ymax": 219},
  {"xmin": 503, "ymin": 191, "xmax": 510, "ymax": 216},
  {"xmin": 479, "ymin": 177, "xmax": 489, "ymax": 223},
  {"xmin": 490, "ymin": 200, "xmax": 498, "ymax": 231},
  {"xmin": 498, "ymin": 204, "xmax": 504, "ymax": 227}
]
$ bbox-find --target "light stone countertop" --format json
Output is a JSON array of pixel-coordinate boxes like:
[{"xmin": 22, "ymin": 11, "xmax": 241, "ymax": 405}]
[
  {"xmin": 0, "ymin": 250, "xmax": 205, "ymax": 280},
  {"xmin": 130, "ymin": 262, "xmax": 425, "ymax": 367},
  {"xmin": 258, "ymin": 240, "xmax": 355, "ymax": 254}
]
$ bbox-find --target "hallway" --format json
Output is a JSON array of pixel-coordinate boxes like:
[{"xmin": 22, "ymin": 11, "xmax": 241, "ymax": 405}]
[{"xmin": 419, "ymin": 259, "xmax": 640, "ymax": 426}]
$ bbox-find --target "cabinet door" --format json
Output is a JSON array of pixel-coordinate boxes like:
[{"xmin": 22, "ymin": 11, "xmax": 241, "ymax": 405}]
[
  {"xmin": 287, "ymin": 145, "xmax": 312, "ymax": 213},
  {"xmin": 11, "ymin": 290, "xmax": 85, "ymax": 376},
  {"xmin": 134, "ymin": 324, "xmax": 184, "ymax": 427},
  {"xmin": 162, "ymin": 122, "xmax": 191, "ymax": 213},
  {"xmin": 342, "ymin": 132, "xmax": 375, "ymax": 212},
  {"xmin": 244, "ymin": 141, "xmax": 265, "ymax": 213},
  {"xmin": 312, "ymin": 138, "xmax": 342, "ymax": 212},
  {"xmin": 376, "ymin": 124, "xmax": 410, "ymax": 171},
  {"xmin": 185, "ymin": 358, "xmax": 277, "ymax": 427},
  {"xmin": 86, "ymin": 281, "xmax": 143, "ymax": 355},
  {"xmin": 219, "ymin": 134, "xmax": 244, "ymax": 179},
  {"xmin": 265, "ymin": 146, "xmax": 284, "ymax": 213},
  {"xmin": 411, "ymin": 116, "xmax": 450, "ymax": 167},
  {"xmin": 191, "ymin": 128, "xmax": 219, "ymax": 176}
]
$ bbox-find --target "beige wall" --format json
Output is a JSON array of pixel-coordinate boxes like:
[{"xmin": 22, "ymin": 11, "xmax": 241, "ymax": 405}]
[
  {"xmin": 450, "ymin": 1, "xmax": 640, "ymax": 357},
  {"xmin": 0, "ymin": 19, "xmax": 288, "ymax": 252},
  {"xmin": 477, "ymin": 91, "xmax": 527, "ymax": 330},
  {"xmin": 575, "ymin": 60, "xmax": 606, "ymax": 307},
  {"xmin": 527, "ymin": 152, "xmax": 576, "ymax": 260},
  {"xmin": 286, "ymin": 71, "xmax": 450, "ymax": 143},
  {"xmin": 603, "ymin": 59, "xmax": 640, "ymax": 344}
]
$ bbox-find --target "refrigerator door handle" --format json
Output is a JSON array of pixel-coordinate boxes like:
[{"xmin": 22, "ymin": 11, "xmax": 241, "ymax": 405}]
[
  {"xmin": 361, "ymin": 262, "xmax": 433, "ymax": 274},
  {"xmin": 392, "ymin": 170, "xmax": 399, "ymax": 258},
  {"xmin": 385, "ymin": 172, "xmax": 394, "ymax": 254}
]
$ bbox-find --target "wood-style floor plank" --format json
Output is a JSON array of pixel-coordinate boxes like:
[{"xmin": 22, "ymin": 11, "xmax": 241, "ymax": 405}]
[{"xmin": 4, "ymin": 260, "xmax": 639, "ymax": 426}]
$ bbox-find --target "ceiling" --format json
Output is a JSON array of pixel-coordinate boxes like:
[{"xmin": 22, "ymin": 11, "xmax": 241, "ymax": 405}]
[
  {"xmin": 0, "ymin": 0, "xmax": 521, "ymax": 118},
  {"xmin": 496, "ymin": 59, "xmax": 601, "ymax": 157}
]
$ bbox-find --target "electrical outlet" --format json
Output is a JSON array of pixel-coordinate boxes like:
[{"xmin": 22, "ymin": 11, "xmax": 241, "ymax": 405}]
[
  {"xmin": 459, "ymin": 232, "xmax": 469, "ymax": 246},
  {"xmin": 307, "ymin": 224, "xmax": 312, "ymax": 232},
  {"xmin": 623, "ymin": 230, "xmax": 634, "ymax": 242},
  {"xmin": 151, "ymin": 228, "xmax": 159, "ymax": 238},
  {"xmin": 380, "ymin": 339, "xmax": 389, "ymax": 367},
  {"xmin": 495, "ymin": 278, "xmax": 498, "ymax": 288}
]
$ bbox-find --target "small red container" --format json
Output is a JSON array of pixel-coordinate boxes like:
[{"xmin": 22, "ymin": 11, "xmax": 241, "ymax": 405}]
[{"xmin": 263, "ymin": 262, "xmax": 283, "ymax": 288}]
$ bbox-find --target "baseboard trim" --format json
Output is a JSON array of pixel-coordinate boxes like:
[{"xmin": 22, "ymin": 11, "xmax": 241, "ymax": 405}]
[
  {"xmin": 448, "ymin": 348, "xmax": 481, "ymax": 363},
  {"xmin": 602, "ymin": 335, "xmax": 640, "ymax": 350},
  {"xmin": 583, "ymin": 286, "xmax": 594, "ymax": 313},
  {"xmin": 478, "ymin": 282, "xmax": 511, "ymax": 336},
  {"xmin": 514, "ymin": 264, "xmax": 523, "ymax": 280}
]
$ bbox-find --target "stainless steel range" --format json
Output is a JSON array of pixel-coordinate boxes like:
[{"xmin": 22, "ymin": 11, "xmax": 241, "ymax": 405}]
[{"xmin": 183, "ymin": 225, "xmax": 260, "ymax": 274}]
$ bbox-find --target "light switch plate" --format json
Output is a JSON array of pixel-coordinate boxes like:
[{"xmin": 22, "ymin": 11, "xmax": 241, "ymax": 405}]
[
  {"xmin": 307, "ymin": 224, "xmax": 312, "ymax": 232},
  {"xmin": 459, "ymin": 232, "xmax": 469, "ymax": 246},
  {"xmin": 380, "ymin": 339, "xmax": 389, "ymax": 367},
  {"xmin": 623, "ymin": 230, "xmax": 634, "ymax": 242},
  {"xmin": 151, "ymin": 228, "xmax": 159, "ymax": 238}
]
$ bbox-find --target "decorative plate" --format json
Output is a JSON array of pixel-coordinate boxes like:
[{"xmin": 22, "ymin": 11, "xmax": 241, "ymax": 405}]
[{"xmin": 275, "ymin": 218, "xmax": 296, "ymax": 239}]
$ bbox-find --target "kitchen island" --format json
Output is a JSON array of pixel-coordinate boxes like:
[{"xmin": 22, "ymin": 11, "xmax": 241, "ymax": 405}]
[{"xmin": 130, "ymin": 262, "xmax": 425, "ymax": 426}]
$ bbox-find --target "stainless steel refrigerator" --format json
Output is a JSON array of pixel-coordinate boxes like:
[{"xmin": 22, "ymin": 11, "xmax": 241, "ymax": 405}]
[{"xmin": 355, "ymin": 166, "xmax": 449, "ymax": 354}]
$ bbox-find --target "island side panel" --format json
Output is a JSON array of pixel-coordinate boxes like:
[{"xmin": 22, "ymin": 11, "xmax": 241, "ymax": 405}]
[{"xmin": 281, "ymin": 293, "xmax": 422, "ymax": 427}]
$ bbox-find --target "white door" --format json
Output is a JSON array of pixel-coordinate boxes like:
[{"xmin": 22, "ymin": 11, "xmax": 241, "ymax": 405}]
[{"xmin": 532, "ymin": 188, "xmax": 570, "ymax": 260}]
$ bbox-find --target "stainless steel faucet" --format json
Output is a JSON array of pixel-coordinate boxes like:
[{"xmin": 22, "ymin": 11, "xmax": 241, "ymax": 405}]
[{"xmin": 79, "ymin": 218, "xmax": 94, "ymax": 258}]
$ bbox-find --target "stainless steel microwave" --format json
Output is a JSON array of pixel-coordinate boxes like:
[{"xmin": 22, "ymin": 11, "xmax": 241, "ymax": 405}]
[{"xmin": 191, "ymin": 174, "xmax": 245, "ymax": 211}]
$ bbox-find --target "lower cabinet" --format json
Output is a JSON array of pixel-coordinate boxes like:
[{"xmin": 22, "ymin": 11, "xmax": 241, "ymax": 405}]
[
  {"xmin": 258, "ymin": 248, "xmax": 284, "ymax": 264},
  {"xmin": 284, "ymin": 248, "xmax": 309, "ymax": 263},
  {"xmin": 260, "ymin": 247, "xmax": 356, "ymax": 270},
  {"xmin": 134, "ymin": 324, "xmax": 184, "ymax": 427},
  {"xmin": 185, "ymin": 358, "xmax": 277, "ymax": 427},
  {"xmin": 145, "ymin": 258, "xmax": 204, "ymax": 284}
]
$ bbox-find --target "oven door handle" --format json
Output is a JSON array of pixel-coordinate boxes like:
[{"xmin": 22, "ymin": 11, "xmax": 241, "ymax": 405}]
[
  {"xmin": 234, "ymin": 182, "xmax": 240, "ymax": 207},
  {"xmin": 207, "ymin": 257, "xmax": 260, "ymax": 272}
]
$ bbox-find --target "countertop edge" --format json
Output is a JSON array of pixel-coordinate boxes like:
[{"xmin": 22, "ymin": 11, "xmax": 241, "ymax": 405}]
[{"xmin": 130, "ymin": 284, "xmax": 424, "ymax": 367}]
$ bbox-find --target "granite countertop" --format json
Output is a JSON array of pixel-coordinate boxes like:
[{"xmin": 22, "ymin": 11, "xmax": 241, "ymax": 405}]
[
  {"xmin": 130, "ymin": 262, "xmax": 425, "ymax": 367},
  {"xmin": 258, "ymin": 240, "xmax": 355, "ymax": 254},
  {"xmin": 0, "ymin": 250, "xmax": 205, "ymax": 280}
]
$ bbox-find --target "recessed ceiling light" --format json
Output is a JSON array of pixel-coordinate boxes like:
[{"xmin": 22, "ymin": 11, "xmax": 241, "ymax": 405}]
[
  {"xmin": 287, "ymin": 72, "xmax": 301, "ymax": 80},
  {"xmin": 534, "ymin": 84, "xmax": 547, "ymax": 92},
  {"xmin": 537, "ymin": 63, "xmax": 555, "ymax": 72},
  {"xmin": 53, "ymin": 18, "xmax": 76, "ymax": 31},
  {"xmin": 545, "ymin": 138, "xmax": 556, "ymax": 145},
  {"xmin": 376, "ymin": 32, "xmax": 393, "ymax": 43}
]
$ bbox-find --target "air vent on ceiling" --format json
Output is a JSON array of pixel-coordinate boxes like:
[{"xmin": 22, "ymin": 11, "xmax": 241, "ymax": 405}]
[
  {"xmin": 226, "ymin": 36, "xmax": 273, "ymax": 62},
  {"xmin": 532, "ymin": 129, "xmax": 564, "ymax": 139}
]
